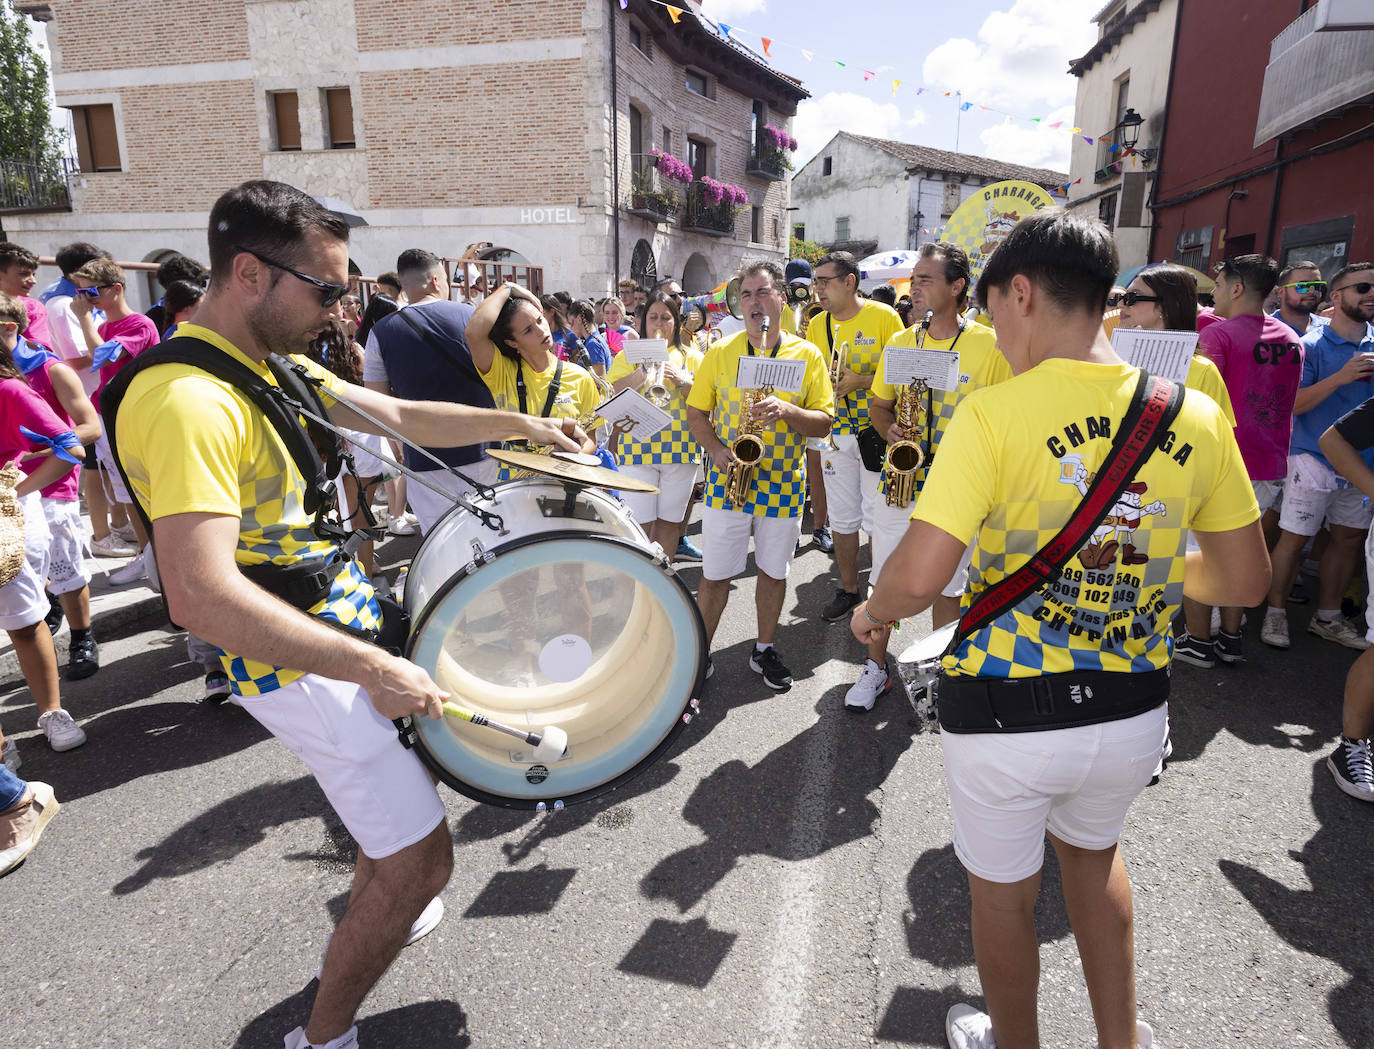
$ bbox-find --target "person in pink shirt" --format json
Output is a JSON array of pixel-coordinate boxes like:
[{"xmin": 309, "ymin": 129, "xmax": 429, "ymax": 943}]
[
  {"xmin": 0, "ymin": 242, "xmax": 52, "ymax": 349},
  {"xmin": 70, "ymin": 259, "xmax": 160, "ymax": 586}
]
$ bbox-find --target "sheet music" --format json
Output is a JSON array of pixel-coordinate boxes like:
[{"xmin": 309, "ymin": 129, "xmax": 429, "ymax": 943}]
[
  {"xmin": 736, "ymin": 355, "xmax": 807, "ymax": 394},
  {"xmin": 882, "ymin": 346, "xmax": 961, "ymax": 391},
  {"xmin": 593, "ymin": 388, "xmax": 672, "ymax": 442},
  {"xmin": 624, "ymin": 338, "xmax": 670, "ymax": 365},
  {"xmin": 1110, "ymin": 327, "xmax": 1198, "ymax": 384}
]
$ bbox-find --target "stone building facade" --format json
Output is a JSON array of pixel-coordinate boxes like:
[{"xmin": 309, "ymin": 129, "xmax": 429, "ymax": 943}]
[{"xmin": 7, "ymin": 0, "xmax": 805, "ymax": 304}]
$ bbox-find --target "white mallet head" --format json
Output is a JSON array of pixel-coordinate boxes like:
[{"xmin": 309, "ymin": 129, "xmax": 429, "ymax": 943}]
[{"xmin": 532, "ymin": 725, "xmax": 568, "ymax": 763}]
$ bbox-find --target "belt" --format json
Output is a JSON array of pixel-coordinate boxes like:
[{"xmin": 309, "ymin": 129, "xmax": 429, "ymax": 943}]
[{"xmin": 936, "ymin": 667, "xmax": 1168, "ymax": 734}]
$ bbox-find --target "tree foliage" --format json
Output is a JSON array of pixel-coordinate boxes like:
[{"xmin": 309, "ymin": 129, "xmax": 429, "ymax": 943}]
[
  {"xmin": 0, "ymin": 2, "xmax": 64, "ymax": 164},
  {"xmin": 788, "ymin": 235, "xmax": 826, "ymax": 264}
]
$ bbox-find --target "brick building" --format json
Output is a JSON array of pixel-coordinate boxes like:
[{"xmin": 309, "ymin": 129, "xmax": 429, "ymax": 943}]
[{"xmin": 5, "ymin": 0, "xmax": 805, "ymax": 304}]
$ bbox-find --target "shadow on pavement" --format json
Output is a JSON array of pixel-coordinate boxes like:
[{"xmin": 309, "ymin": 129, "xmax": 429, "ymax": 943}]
[
  {"xmin": 233, "ymin": 982, "xmax": 470, "ymax": 1049},
  {"xmin": 876, "ymin": 983, "xmax": 982, "ymax": 1046},
  {"xmin": 1219, "ymin": 761, "xmax": 1374, "ymax": 1048},
  {"xmin": 640, "ymin": 689, "xmax": 915, "ymax": 913},
  {"xmin": 113, "ymin": 774, "xmax": 329, "ymax": 895}
]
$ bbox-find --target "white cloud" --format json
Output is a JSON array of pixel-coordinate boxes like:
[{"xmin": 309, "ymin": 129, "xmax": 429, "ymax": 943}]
[
  {"xmin": 922, "ymin": 0, "xmax": 1099, "ymax": 112},
  {"xmin": 976, "ymin": 104, "xmax": 1076, "ymax": 173},
  {"xmin": 699, "ymin": 0, "xmax": 768, "ymax": 20},
  {"xmin": 793, "ymin": 92, "xmax": 927, "ymax": 168}
]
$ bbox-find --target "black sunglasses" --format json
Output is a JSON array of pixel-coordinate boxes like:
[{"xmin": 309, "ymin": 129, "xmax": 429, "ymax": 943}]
[
  {"xmin": 235, "ymin": 245, "xmax": 349, "ymax": 307},
  {"xmin": 1117, "ymin": 291, "xmax": 1161, "ymax": 307},
  {"xmin": 1333, "ymin": 281, "xmax": 1374, "ymax": 296}
]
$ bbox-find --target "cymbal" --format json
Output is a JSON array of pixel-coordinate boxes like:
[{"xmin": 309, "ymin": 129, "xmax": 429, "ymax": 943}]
[{"xmin": 487, "ymin": 448, "xmax": 659, "ymax": 492}]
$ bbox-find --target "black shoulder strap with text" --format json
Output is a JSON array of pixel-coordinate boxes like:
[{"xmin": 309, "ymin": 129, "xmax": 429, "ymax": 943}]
[{"xmin": 948, "ymin": 372, "xmax": 1186, "ymax": 652}]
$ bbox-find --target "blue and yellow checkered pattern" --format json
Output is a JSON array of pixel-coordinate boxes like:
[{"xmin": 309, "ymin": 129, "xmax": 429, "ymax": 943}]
[
  {"xmin": 805, "ymin": 301, "xmax": 904, "ymax": 437},
  {"xmin": 607, "ymin": 344, "xmax": 704, "ymax": 466},
  {"xmin": 479, "ymin": 355, "xmax": 602, "ymax": 482}
]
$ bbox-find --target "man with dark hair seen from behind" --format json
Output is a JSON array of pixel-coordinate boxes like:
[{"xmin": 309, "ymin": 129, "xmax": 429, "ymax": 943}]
[
  {"xmin": 854, "ymin": 210, "xmax": 1268, "ymax": 1049},
  {"xmin": 1260, "ymin": 259, "xmax": 1374, "ymax": 654},
  {"xmin": 362, "ymin": 248, "xmax": 499, "ymax": 534},
  {"xmin": 113, "ymin": 180, "xmax": 583, "ymax": 1049}
]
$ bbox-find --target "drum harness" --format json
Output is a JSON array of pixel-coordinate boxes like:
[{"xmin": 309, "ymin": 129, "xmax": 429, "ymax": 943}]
[
  {"xmin": 934, "ymin": 371, "xmax": 1185, "ymax": 734},
  {"xmin": 100, "ymin": 335, "xmax": 507, "ymax": 647}
]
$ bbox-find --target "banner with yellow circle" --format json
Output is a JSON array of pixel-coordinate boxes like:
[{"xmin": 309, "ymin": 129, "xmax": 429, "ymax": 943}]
[{"xmin": 940, "ymin": 180, "xmax": 1056, "ymax": 288}]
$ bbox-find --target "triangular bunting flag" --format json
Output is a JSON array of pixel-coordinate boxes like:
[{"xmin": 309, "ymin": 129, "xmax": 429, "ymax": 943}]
[
  {"xmin": 801, "ymin": 49, "xmax": 813, "ymax": 61},
  {"xmin": 835, "ymin": 60, "xmax": 846, "ymax": 68},
  {"xmin": 960, "ymin": 101, "xmax": 972, "ymax": 111},
  {"xmin": 1082, "ymin": 135, "xmax": 1094, "ymax": 144},
  {"xmin": 1049, "ymin": 121, "xmax": 1062, "ymax": 129},
  {"xmin": 916, "ymin": 87, "xmax": 925, "ymax": 95},
  {"xmin": 863, "ymin": 70, "xmax": 875, "ymax": 81},
  {"xmin": 1031, "ymin": 117, "xmax": 1042, "ymax": 123},
  {"xmin": 666, "ymin": 4, "xmax": 684, "ymax": 22},
  {"xmin": 761, "ymin": 37, "xmax": 772, "ymax": 57},
  {"xmin": 980, "ymin": 105, "xmax": 991, "ymax": 111},
  {"xmin": 943, "ymin": 91, "xmax": 952, "ymax": 97},
  {"xmin": 618, "ymin": 0, "xmax": 627, "ymax": 8},
  {"xmin": 1074, "ymin": 178, "xmax": 1082, "ymax": 184},
  {"xmin": 892, "ymin": 80, "xmax": 901, "ymax": 94},
  {"xmin": 719, "ymin": 22, "xmax": 732, "ymax": 37},
  {"xmin": 1071, "ymin": 127, "xmax": 1082, "ymax": 133},
  {"xmin": 1108, "ymin": 143, "xmax": 1119, "ymax": 154}
]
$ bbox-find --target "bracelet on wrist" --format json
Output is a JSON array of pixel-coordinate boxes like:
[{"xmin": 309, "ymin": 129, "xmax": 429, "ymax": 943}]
[{"xmin": 862, "ymin": 605, "xmax": 899, "ymax": 631}]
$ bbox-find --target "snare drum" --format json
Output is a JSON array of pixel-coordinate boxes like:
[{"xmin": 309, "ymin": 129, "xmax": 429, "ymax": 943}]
[
  {"xmin": 895, "ymin": 622, "xmax": 955, "ymax": 722},
  {"xmin": 401, "ymin": 477, "xmax": 707, "ymax": 809}
]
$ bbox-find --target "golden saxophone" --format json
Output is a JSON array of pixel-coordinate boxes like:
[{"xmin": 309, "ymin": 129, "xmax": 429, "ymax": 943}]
[
  {"xmin": 882, "ymin": 310, "xmax": 933, "ymax": 508},
  {"xmin": 723, "ymin": 316, "xmax": 771, "ymax": 509}
]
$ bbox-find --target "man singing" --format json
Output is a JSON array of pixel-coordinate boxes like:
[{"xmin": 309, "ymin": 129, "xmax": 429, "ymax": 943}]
[{"xmin": 687, "ymin": 261, "xmax": 833, "ymax": 690}]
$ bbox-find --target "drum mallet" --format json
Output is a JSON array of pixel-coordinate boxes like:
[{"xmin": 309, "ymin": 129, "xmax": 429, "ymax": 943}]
[{"xmin": 441, "ymin": 701, "xmax": 568, "ymax": 762}]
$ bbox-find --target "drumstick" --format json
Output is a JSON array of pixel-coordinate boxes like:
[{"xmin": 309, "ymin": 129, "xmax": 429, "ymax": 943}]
[{"xmin": 440, "ymin": 701, "xmax": 568, "ymax": 762}]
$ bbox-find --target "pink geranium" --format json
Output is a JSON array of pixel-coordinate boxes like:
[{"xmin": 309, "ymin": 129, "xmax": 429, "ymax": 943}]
[
  {"xmin": 763, "ymin": 124, "xmax": 797, "ymax": 152},
  {"xmin": 650, "ymin": 150, "xmax": 693, "ymax": 184}
]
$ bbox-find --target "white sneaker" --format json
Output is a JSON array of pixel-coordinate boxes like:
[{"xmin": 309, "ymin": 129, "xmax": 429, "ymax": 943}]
[
  {"xmin": 945, "ymin": 1003, "xmax": 995, "ymax": 1049},
  {"xmin": 404, "ymin": 895, "xmax": 444, "ymax": 945},
  {"xmin": 37, "ymin": 709, "xmax": 87, "ymax": 752},
  {"xmin": 387, "ymin": 514, "xmax": 418, "ymax": 536},
  {"xmin": 112, "ymin": 523, "xmax": 138, "ymax": 544},
  {"xmin": 108, "ymin": 551, "xmax": 148, "ymax": 586},
  {"xmin": 1308, "ymin": 615, "xmax": 1371, "ymax": 650},
  {"xmin": 844, "ymin": 659, "xmax": 891, "ymax": 712},
  {"xmin": 1, "ymin": 737, "xmax": 19, "ymax": 773},
  {"xmin": 90, "ymin": 533, "xmax": 138, "ymax": 558},
  {"xmin": 282, "ymin": 1025, "xmax": 358, "ymax": 1049},
  {"xmin": 1260, "ymin": 610, "xmax": 1290, "ymax": 649}
]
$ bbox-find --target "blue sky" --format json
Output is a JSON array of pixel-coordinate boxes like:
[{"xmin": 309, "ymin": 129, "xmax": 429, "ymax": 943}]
[{"xmin": 699, "ymin": 0, "xmax": 1105, "ymax": 174}]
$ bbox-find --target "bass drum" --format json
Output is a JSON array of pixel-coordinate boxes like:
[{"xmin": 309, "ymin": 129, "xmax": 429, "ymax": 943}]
[{"xmin": 403, "ymin": 477, "xmax": 707, "ymax": 809}]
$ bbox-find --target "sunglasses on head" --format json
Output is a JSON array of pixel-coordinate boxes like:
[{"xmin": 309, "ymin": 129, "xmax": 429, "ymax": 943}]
[
  {"xmin": 235, "ymin": 245, "xmax": 349, "ymax": 308},
  {"xmin": 1279, "ymin": 280, "xmax": 1326, "ymax": 294},
  {"xmin": 1116, "ymin": 291, "xmax": 1161, "ymax": 307},
  {"xmin": 1334, "ymin": 281, "xmax": 1374, "ymax": 296}
]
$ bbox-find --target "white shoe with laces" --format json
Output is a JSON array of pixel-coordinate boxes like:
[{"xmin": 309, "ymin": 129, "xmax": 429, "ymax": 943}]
[
  {"xmin": 1, "ymin": 736, "xmax": 19, "ymax": 773},
  {"xmin": 282, "ymin": 1025, "xmax": 358, "ymax": 1049},
  {"xmin": 945, "ymin": 1004, "xmax": 995, "ymax": 1048},
  {"xmin": 844, "ymin": 659, "xmax": 891, "ymax": 712},
  {"xmin": 37, "ymin": 709, "xmax": 86, "ymax": 752},
  {"xmin": 108, "ymin": 551, "xmax": 149, "ymax": 586}
]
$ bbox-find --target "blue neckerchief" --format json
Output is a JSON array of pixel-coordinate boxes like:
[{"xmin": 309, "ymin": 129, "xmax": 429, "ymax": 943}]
[
  {"xmin": 38, "ymin": 276, "xmax": 76, "ymax": 304},
  {"xmin": 13, "ymin": 339, "xmax": 55, "ymax": 376},
  {"xmin": 19, "ymin": 427, "xmax": 83, "ymax": 465},
  {"xmin": 91, "ymin": 338, "xmax": 123, "ymax": 370}
]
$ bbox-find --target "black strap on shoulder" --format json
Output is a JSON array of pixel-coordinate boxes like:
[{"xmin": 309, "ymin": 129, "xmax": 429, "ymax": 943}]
[
  {"xmin": 391, "ymin": 306, "xmax": 484, "ymax": 385},
  {"xmin": 948, "ymin": 372, "xmax": 1186, "ymax": 653},
  {"xmin": 516, "ymin": 358, "xmax": 563, "ymax": 417}
]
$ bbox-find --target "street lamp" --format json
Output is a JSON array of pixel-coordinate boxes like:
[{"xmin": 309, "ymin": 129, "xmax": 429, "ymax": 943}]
[{"xmin": 1113, "ymin": 107, "xmax": 1157, "ymax": 163}]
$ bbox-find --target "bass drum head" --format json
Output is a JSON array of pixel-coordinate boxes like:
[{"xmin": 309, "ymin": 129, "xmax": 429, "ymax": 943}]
[{"xmin": 406, "ymin": 532, "xmax": 706, "ymax": 809}]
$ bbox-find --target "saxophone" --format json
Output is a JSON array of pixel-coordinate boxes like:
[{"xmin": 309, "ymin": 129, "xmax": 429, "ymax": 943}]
[
  {"xmin": 882, "ymin": 310, "xmax": 933, "ymax": 508},
  {"xmin": 723, "ymin": 316, "xmax": 771, "ymax": 509}
]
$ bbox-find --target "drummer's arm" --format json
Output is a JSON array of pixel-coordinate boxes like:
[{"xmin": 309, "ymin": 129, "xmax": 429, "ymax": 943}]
[
  {"xmin": 851, "ymin": 520, "xmax": 966, "ymax": 644},
  {"xmin": 324, "ymin": 381, "xmax": 583, "ymax": 453},
  {"xmin": 155, "ymin": 512, "xmax": 448, "ymax": 721}
]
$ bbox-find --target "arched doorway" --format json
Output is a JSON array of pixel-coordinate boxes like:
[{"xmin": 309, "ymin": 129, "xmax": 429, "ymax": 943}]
[
  {"xmin": 482, "ymin": 246, "xmax": 531, "ymax": 265},
  {"xmin": 681, "ymin": 252, "xmax": 714, "ymax": 295},
  {"xmin": 630, "ymin": 239, "xmax": 657, "ymax": 291}
]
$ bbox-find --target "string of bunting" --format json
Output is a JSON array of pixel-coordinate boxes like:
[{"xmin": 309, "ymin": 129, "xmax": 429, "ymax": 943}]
[{"xmin": 622, "ymin": 0, "xmax": 1093, "ymax": 153}]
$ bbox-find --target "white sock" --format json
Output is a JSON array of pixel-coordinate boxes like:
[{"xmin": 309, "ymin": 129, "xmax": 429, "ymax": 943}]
[
  {"xmin": 1316, "ymin": 608, "xmax": 1340, "ymax": 621},
  {"xmin": 755, "ymin": 641, "xmax": 773, "ymax": 652},
  {"xmin": 1266, "ymin": 606, "xmax": 1286, "ymax": 619}
]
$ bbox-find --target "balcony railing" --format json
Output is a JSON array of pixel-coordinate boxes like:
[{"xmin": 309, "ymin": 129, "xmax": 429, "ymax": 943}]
[
  {"xmin": 681, "ymin": 184, "xmax": 738, "ymax": 237},
  {"xmin": 1256, "ymin": 9, "xmax": 1374, "ymax": 145},
  {"xmin": 746, "ymin": 139, "xmax": 787, "ymax": 181},
  {"xmin": 0, "ymin": 156, "xmax": 76, "ymax": 214},
  {"xmin": 626, "ymin": 166, "xmax": 681, "ymax": 224}
]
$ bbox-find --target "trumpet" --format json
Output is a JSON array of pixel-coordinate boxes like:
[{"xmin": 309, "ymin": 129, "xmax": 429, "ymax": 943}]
[
  {"xmin": 645, "ymin": 358, "xmax": 671, "ymax": 408},
  {"xmin": 830, "ymin": 339, "xmax": 849, "ymax": 387},
  {"xmin": 723, "ymin": 316, "xmax": 771, "ymax": 509},
  {"xmin": 882, "ymin": 310, "xmax": 934, "ymax": 509}
]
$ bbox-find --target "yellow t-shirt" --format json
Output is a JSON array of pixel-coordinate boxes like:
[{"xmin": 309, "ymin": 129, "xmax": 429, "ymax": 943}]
[
  {"xmin": 780, "ymin": 303, "xmax": 800, "ymax": 335},
  {"xmin": 478, "ymin": 352, "xmax": 601, "ymax": 480},
  {"xmin": 607, "ymin": 343, "xmax": 704, "ymax": 465},
  {"xmin": 1185, "ymin": 353, "xmax": 1236, "ymax": 427},
  {"xmin": 686, "ymin": 329, "xmax": 833, "ymax": 518},
  {"xmin": 804, "ymin": 300, "xmax": 904, "ymax": 437},
  {"xmin": 914, "ymin": 358, "xmax": 1259, "ymax": 679},
  {"xmin": 116, "ymin": 323, "xmax": 381, "ymax": 697},
  {"xmin": 871, "ymin": 320, "xmax": 1011, "ymax": 495}
]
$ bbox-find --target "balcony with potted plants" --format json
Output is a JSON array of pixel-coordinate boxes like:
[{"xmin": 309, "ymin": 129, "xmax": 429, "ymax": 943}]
[
  {"xmin": 627, "ymin": 149, "xmax": 692, "ymax": 224},
  {"xmin": 746, "ymin": 124, "xmax": 796, "ymax": 182},
  {"xmin": 682, "ymin": 176, "xmax": 746, "ymax": 237}
]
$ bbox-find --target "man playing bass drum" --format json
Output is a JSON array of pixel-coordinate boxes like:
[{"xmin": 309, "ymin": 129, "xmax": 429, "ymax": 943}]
[
  {"xmin": 854, "ymin": 210, "xmax": 1269, "ymax": 1049},
  {"xmin": 851, "ymin": 242, "xmax": 1011, "ymax": 712}
]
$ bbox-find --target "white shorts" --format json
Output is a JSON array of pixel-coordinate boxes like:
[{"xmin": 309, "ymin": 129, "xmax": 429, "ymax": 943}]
[
  {"xmin": 0, "ymin": 491, "xmax": 53, "ymax": 631},
  {"xmin": 869, "ymin": 497, "xmax": 972, "ymax": 598},
  {"xmin": 1253, "ymin": 479, "xmax": 1282, "ymax": 515},
  {"xmin": 408, "ymin": 456, "xmax": 500, "ymax": 536},
  {"xmin": 701, "ymin": 505, "xmax": 804, "ymax": 581},
  {"xmin": 235, "ymin": 672, "xmax": 446, "ymax": 860},
  {"xmin": 1363, "ymin": 526, "xmax": 1374, "ymax": 643},
  {"xmin": 820, "ymin": 433, "xmax": 874, "ymax": 534},
  {"xmin": 618, "ymin": 461, "xmax": 699, "ymax": 526},
  {"xmin": 1278, "ymin": 454, "xmax": 1372, "ymax": 535},
  {"xmin": 941, "ymin": 703, "xmax": 1168, "ymax": 883},
  {"xmin": 93, "ymin": 431, "xmax": 131, "ymax": 504},
  {"xmin": 42, "ymin": 498, "xmax": 90, "ymax": 596}
]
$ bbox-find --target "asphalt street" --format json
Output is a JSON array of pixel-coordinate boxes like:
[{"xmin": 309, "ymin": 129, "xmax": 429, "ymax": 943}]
[{"xmin": 3, "ymin": 528, "xmax": 1371, "ymax": 1049}]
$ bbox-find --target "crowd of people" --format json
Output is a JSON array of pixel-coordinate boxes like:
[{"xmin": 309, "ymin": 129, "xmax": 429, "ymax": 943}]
[{"xmin": 0, "ymin": 178, "xmax": 1371, "ymax": 1049}]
